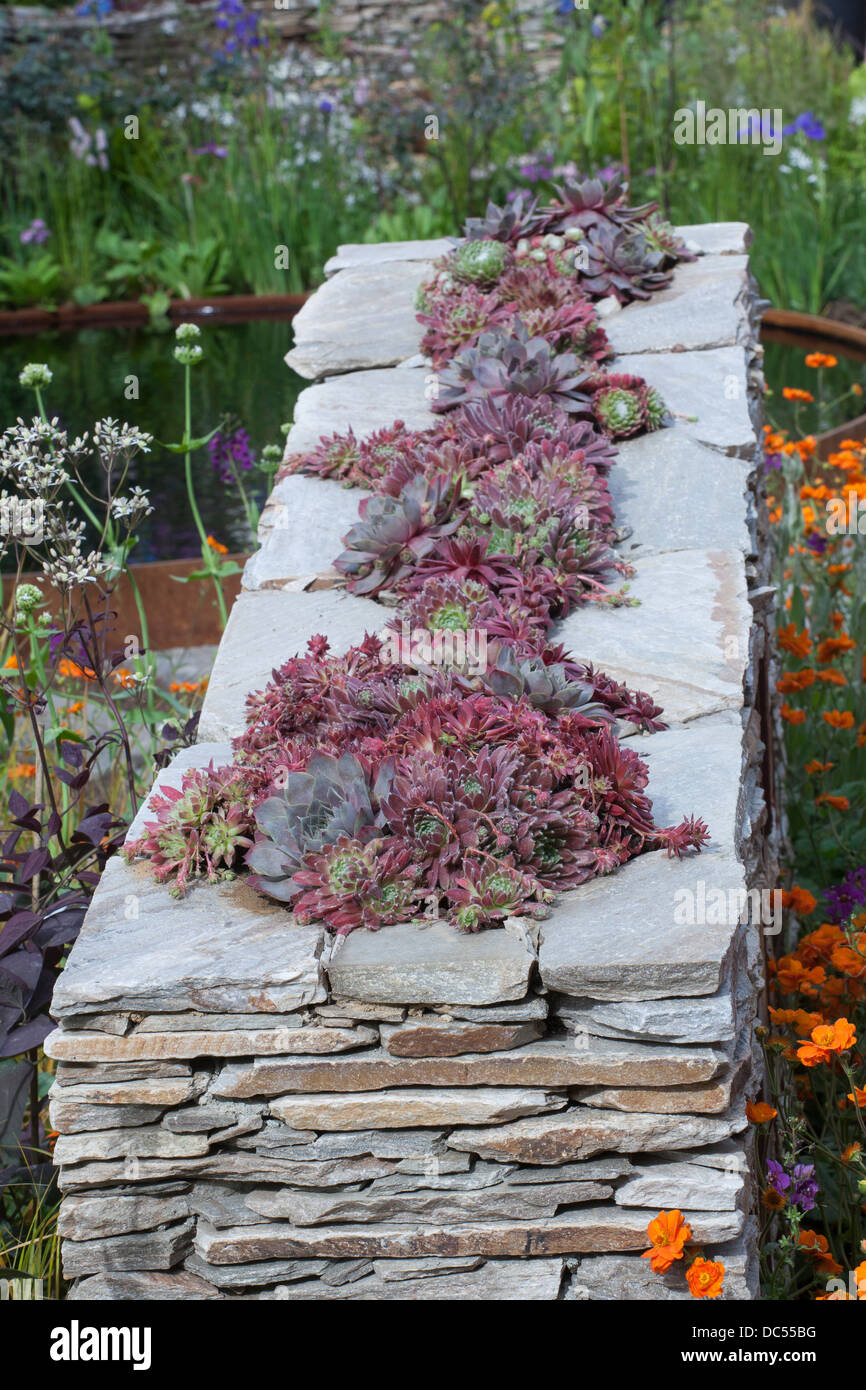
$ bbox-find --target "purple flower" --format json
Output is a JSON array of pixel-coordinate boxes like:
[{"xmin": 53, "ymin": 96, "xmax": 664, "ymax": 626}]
[
  {"xmin": 806, "ymin": 532, "xmax": 828, "ymax": 555},
  {"xmin": 767, "ymin": 1159, "xmax": 819, "ymax": 1213},
  {"xmin": 783, "ymin": 112, "xmax": 826, "ymax": 141},
  {"xmin": 193, "ymin": 143, "xmax": 228, "ymax": 158},
  {"xmin": 763, "ymin": 453, "xmax": 782, "ymax": 473},
  {"xmin": 20, "ymin": 219, "xmax": 50, "ymax": 246},
  {"xmin": 209, "ymin": 425, "xmax": 255, "ymax": 484},
  {"xmin": 318, "ymin": 98, "xmax": 334, "ymax": 114},
  {"xmin": 791, "ymin": 1164, "xmax": 819, "ymax": 1213},
  {"xmin": 591, "ymin": 14, "xmax": 607, "ymax": 37},
  {"xmin": 766, "ymin": 1159, "xmax": 791, "ymax": 1195},
  {"xmin": 823, "ymin": 865, "xmax": 866, "ymax": 925}
]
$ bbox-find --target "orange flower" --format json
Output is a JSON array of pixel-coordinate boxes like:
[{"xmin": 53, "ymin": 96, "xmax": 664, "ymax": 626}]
[
  {"xmin": 783, "ymin": 387, "xmax": 814, "ymax": 403},
  {"xmin": 815, "ymin": 795, "xmax": 850, "ymax": 811},
  {"xmin": 781, "ymin": 887, "xmax": 817, "ymax": 916},
  {"xmin": 816, "ymin": 668, "xmax": 847, "ymax": 686},
  {"xmin": 805, "ymin": 353, "xmax": 838, "ymax": 368},
  {"xmin": 858, "ymin": 722, "xmax": 866, "ymax": 748},
  {"xmin": 765, "ymin": 431, "xmax": 786, "ymax": 452},
  {"xmin": 822, "ymin": 710, "xmax": 854, "ymax": 728},
  {"xmin": 641, "ymin": 1210, "xmax": 691, "ymax": 1273},
  {"xmin": 777, "ymin": 624, "xmax": 812, "ymax": 659},
  {"xmin": 776, "ymin": 670, "xmax": 815, "ymax": 693},
  {"xmin": 686, "ymin": 1257, "xmax": 724, "ymax": 1299},
  {"xmin": 796, "ymin": 436, "xmax": 816, "ymax": 460},
  {"xmin": 63, "ymin": 701, "xmax": 85, "ymax": 716},
  {"xmin": 780, "ymin": 704, "xmax": 806, "ymax": 725},
  {"xmin": 804, "ymin": 760, "xmax": 833, "ymax": 774},
  {"xmin": 816, "ymin": 635, "xmax": 856, "ymax": 662},
  {"xmin": 112, "ymin": 668, "xmax": 135, "ymax": 689},
  {"xmin": 796, "ymin": 1017, "xmax": 857, "ymax": 1066},
  {"xmin": 797, "ymin": 1230, "xmax": 843, "ymax": 1276},
  {"xmin": 8, "ymin": 763, "xmax": 37, "ymax": 780},
  {"xmin": 831, "ymin": 936, "xmax": 866, "ymax": 978},
  {"xmin": 746, "ymin": 1101, "xmax": 777, "ymax": 1125},
  {"xmin": 775, "ymin": 957, "xmax": 826, "ymax": 996},
  {"xmin": 206, "ymin": 535, "xmax": 228, "ymax": 554},
  {"xmin": 769, "ymin": 1007, "xmax": 825, "ymax": 1035},
  {"xmin": 3, "ymin": 653, "xmax": 19, "ymax": 670},
  {"xmin": 57, "ymin": 658, "xmax": 96, "ymax": 680},
  {"xmin": 842, "ymin": 1142, "xmax": 862, "ymax": 1163}
]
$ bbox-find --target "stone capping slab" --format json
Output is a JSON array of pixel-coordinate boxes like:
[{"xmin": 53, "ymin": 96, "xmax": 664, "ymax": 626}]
[
  {"xmin": 50, "ymin": 856, "xmax": 326, "ymax": 1019},
  {"xmin": 286, "ymin": 260, "xmax": 434, "ymax": 379},
  {"xmin": 604, "ymin": 256, "xmax": 752, "ymax": 356},
  {"xmin": 554, "ymin": 547, "xmax": 751, "ymax": 727},
  {"xmin": 281, "ymin": 367, "xmax": 436, "ymax": 461},
  {"xmin": 614, "ymin": 347, "xmax": 758, "ymax": 458},
  {"xmin": 324, "ymin": 238, "xmax": 456, "ymax": 277},
  {"xmin": 326, "ymin": 919, "xmax": 537, "ymax": 1007},
  {"xmin": 197, "ymin": 587, "xmax": 383, "ymax": 743}
]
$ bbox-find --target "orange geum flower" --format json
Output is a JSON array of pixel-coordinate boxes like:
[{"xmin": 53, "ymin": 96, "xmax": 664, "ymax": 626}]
[
  {"xmin": 855, "ymin": 1261, "xmax": 866, "ymax": 1298},
  {"xmin": 762, "ymin": 1186, "xmax": 787, "ymax": 1213},
  {"xmin": 746, "ymin": 1101, "xmax": 777, "ymax": 1125},
  {"xmin": 796, "ymin": 436, "xmax": 816, "ymax": 460},
  {"xmin": 3, "ymin": 653, "xmax": 19, "ymax": 670},
  {"xmin": 8, "ymin": 763, "xmax": 37, "ymax": 780},
  {"xmin": 206, "ymin": 535, "xmax": 229, "ymax": 554},
  {"xmin": 765, "ymin": 432, "xmax": 786, "ymax": 452},
  {"xmin": 641, "ymin": 1210, "xmax": 691, "ymax": 1273},
  {"xmin": 815, "ymin": 795, "xmax": 850, "ymax": 811},
  {"xmin": 777, "ymin": 624, "xmax": 812, "ymax": 659},
  {"xmin": 804, "ymin": 760, "xmax": 833, "ymax": 774},
  {"xmin": 817, "ymin": 635, "xmax": 856, "ymax": 661},
  {"xmin": 830, "ymin": 937, "xmax": 866, "ymax": 978},
  {"xmin": 858, "ymin": 722, "xmax": 866, "ymax": 748},
  {"xmin": 827, "ymin": 563, "xmax": 851, "ymax": 575},
  {"xmin": 805, "ymin": 353, "xmax": 838, "ymax": 368},
  {"xmin": 686, "ymin": 1257, "xmax": 725, "ymax": 1299},
  {"xmin": 781, "ymin": 887, "xmax": 817, "ymax": 915},
  {"xmin": 780, "ymin": 704, "xmax": 806, "ymax": 725},
  {"xmin": 776, "ymin": 670, "xmax": 815, "ymax": 693},
  {"xmin": 769, "ymin": 1007, "xmax": 825, "ymax": 1035},
  {"xmin": 822, "ymin": 709, "xmax": 854, "ymax": 729},
  {"xmin": 848, "ymin": 1087, "xmax": 866, "ymax": 1108},
  {"xmin": 775, "ymin": 957, "xmax": 826, "ymax": 995},
  {"xmin": 796, "ymin": 1017, "xmax": 857, "ymax": 1066},
  {"xmin": 797, "ymin": 1230, "xmax": 843, "ymax": 1277},
  {"xmin": 815, "ymin": 669, "xmax": 847, "ymax": 686},
  {"xmin": 783, "ymin": 387, "xmax": 814, "ymax": 403},
  {"xmin": 842, "ymin": 1142, "xmax": 862, "ymax": 1163}
]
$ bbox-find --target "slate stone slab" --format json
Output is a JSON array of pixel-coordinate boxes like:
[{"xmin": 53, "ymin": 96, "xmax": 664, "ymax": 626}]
[
  {"xmin": 250, "ymin": 473, "xmax": 369, "ymax": 578},
  {"xmin": 613, "ymin": 347, "xmax": 756, "ymax": 456},
  {"xmin": 215, "ymin": 1038, "xmax": 724, "ymax": 1095},
  {"xmin": 610, "ymin": 426, "xmax": 751, "ymax": 557},
  {"xmin": 62, "ymin": 1218, "xmax": 195, "ymax": 1276},
  {"xmin": 605, "ymin": 257, "xmax": 751, "ymax": 355},
  {"xmin": 281, "ymin": 367, "xmax": 436, "ymax": 459},
  {"xmin": 50, "ymin": 855, "xmax": 326, "ymax": 1018},
  {"xmin": 448, "ymin": 1104, "xmax": 749, "ymax": 1164},
  {"xmin": 674, "ymin": 222, "xmax": 752, "ymax": 256},
  {"xmin": 577, "ymin": 1055, "xmax": 749, "ymax": 1116},
  {"xmin": 58, "ymin": 1192, "xmax": 191, "ymax": 1240},
  {"xmin": 45, "ymin": 1024, "xmax": 375, "ymax": 1063},
  {"xmin": 254, "ymin": 1181, "xmax": 613, "ymax": 1228},
  {"xmin": 324, "ymin": 239, "xmax": 454, "ymax": 277},
  {"xmin": 554, "ymin": 548, "xmax": 750, "ymax": 725},
  {"xmin": 568, "ymin": 1229, "xmax": 755, "ymax": 1300},
  {"xmin": 614, "ymin": 1161, "xmax": 745, "ymax": 1212},
  {"xmin": 195, "ymin": 1207, "xmax": 741, "ymax": 1262},
  {"xmin": 270, "ymin": 1086, "xmax": 566, "ymax": 1132},
  {"xmin": 198, "ymin": 587, "xmax": 383, "ymax": 742},
  {"xmin": 553, "ymin": 983, "xmax": 737, "ymax": 1046},
  {"xmin": 70, "ymin": 1270, "xmax": 222, "ymax": 1300},
  {"xmin": 264, "ymin": 1258, "xmax": 566, "ymax": 1299},
  {"xmin": 124, "ymin": 742, "xmax": 233, "ymax": 846},
  {"xmin": 326, "ymin": 918, "xmax": 536, "ymax": 1005},
  {"xmin": 537, "ymin": 848, "xmax": 748, "ymax": 1000},
  {"xmin": 286, "ymin": 261, "xmax": 430, "ymax": 378},
  {"xmin": 638, "ymin": 716, "xmax": 745, "ymax": 854}
]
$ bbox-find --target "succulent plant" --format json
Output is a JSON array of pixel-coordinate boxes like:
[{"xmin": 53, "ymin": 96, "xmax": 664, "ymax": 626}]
[
  {"xmin": 588, "ymin": 372, "xmax": 670, "ymax": 439},
  {"xmin": 434, "ymin": 321, "xmax": 595, "ymax": 416},
  {"xmin": 418, "ymin": 285, "xmax": 513, "ymax": 368},
  {"xmin": 280, "ymin": 427, "xmax": 362, "ymax": 483},
  {"xmin": 580, "ymin": 223, "xmax": 673, "ymax": 303},
  {"xmin": 246, "ymin": 752, "xmax": 392, "ymax": 903},
  {"xmin": 124, "ymin": 764, "xmax": 252, "ymax": 895},
  {"xmin": 292, "ymin": 835, "xmax": 421, "ymax": 934},
  {"xmin": 335, "ymin": 474, "xmax": 461, "ymax": 596},
  {"xmin": 464, "ymin": 193, "xmax": 550, "ymax": 244},
  {"xmin": 448, "ymin": 238, "xmax": 511, "ymax": 285},
  {"xmin": 486, "ymin": 646, "xmax": 611, "ymax": 719},
  {"xmin": 448, "ymin": 859, "xmax": 541, "ymax": 931}
]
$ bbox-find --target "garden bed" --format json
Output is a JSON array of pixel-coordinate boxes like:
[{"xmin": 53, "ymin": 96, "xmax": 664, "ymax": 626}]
[{"xmin": 45, "ymin": 217, "xmax": 775, "ymax": 1301}]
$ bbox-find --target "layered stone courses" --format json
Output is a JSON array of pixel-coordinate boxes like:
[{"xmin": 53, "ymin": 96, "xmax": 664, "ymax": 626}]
[{"xmin": 51, "ymin": 225, "xmax": 772, "ymax": 1302}]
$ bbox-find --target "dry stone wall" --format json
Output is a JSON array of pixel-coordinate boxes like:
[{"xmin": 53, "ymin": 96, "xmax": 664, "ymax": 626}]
[{"xmin": 48, "ymin": 222, "xmax": 775, "ymax": 1301}]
